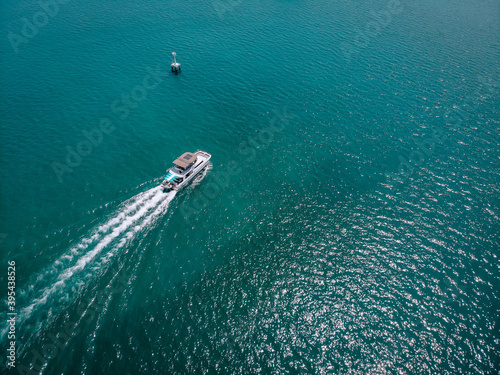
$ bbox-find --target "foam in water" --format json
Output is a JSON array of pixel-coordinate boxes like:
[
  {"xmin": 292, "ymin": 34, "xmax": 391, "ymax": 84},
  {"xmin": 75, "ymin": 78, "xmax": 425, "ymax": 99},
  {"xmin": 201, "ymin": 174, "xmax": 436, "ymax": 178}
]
[{"xmin": 0, "ymin": 188, "xmax": 177, "ymax": 341}]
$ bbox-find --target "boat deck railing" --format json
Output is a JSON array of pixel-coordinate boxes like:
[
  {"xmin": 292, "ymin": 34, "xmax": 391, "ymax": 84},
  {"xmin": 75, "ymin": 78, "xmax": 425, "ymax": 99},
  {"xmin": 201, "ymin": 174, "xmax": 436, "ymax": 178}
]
[{"xmin": 196, "ymin": 150, "xmax": 211, "ymax": 159}]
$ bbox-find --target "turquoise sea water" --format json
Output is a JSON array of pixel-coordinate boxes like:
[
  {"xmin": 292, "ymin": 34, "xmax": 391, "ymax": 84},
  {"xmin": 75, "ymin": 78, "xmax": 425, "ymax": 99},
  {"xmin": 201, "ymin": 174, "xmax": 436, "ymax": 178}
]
[{"xmin": 1, "ymin": 0, "xmax": 499, "ymax": 373}]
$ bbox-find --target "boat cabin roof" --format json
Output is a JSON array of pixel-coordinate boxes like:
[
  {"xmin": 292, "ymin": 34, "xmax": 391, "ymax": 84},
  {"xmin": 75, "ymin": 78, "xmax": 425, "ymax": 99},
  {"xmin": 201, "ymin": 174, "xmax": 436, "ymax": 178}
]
[{"xmin": 173, "ymin": 152, "xmax": 196, "ymax": 168}]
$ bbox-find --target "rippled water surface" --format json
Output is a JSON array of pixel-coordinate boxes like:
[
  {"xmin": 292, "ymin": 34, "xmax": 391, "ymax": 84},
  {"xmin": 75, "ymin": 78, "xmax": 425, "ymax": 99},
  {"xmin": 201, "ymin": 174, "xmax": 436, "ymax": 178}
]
[{"xmin": 1, "ymin": 0, "xmax": 499, "ymax": 373}]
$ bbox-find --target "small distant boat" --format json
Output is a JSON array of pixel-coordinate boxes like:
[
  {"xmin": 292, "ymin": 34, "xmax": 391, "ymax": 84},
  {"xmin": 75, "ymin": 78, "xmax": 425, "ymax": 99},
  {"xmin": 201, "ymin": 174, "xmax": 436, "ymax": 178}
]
[{"xmin": 161, "ymin": 150, "xmax": 211, "ymax": 192}]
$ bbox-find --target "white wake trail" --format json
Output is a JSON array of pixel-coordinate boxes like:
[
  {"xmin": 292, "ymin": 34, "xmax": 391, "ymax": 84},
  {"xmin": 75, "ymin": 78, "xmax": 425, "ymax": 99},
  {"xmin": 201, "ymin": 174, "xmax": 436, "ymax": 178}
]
[
  {"xmin": 78, "ymin": 187, "xmax": 160, "ymax": 248},
  {"xmin": 19, "ymin": 187, "xmax": 161, "ymax": 309},
  {"xmin": 18, "ymin": 190, "xmax": 166, "ymax": 320},
  {"xmin": 0, "ymin": 188, "xmax": 175, "ymax": 341}
]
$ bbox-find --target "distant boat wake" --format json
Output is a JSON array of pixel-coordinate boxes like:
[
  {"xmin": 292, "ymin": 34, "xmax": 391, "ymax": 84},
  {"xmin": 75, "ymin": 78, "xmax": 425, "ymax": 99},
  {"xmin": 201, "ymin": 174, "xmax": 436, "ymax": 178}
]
[{"xmin": 0, "ymin": 186, "xmax": 177, "ymax": 344}]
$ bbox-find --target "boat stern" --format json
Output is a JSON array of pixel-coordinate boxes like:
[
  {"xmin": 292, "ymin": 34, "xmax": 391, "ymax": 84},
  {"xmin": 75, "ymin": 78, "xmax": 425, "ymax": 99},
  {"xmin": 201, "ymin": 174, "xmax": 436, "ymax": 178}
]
[
  {"xmin": 161, "ymin": 180, "xmax": 174, "ymax": 191},
  {"xmin": 161, "ymin": 171, "xmax": 180, "ymax": 191}
]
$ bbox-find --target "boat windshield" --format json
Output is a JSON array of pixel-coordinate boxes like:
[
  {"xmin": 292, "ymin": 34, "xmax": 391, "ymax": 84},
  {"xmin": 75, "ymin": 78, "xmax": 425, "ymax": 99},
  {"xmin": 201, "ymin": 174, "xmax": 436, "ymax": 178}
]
[{"xmin": 173, "ymin": 164, "xmax": 194, "ymax": 174}]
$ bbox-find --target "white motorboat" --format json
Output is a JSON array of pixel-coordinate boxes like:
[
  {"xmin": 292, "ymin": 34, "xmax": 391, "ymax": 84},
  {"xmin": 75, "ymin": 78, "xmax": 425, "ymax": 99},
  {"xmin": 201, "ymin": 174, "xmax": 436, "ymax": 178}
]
[{"xmin": 161, "ymin": 150, "xmax": 211, "ymax": 192}]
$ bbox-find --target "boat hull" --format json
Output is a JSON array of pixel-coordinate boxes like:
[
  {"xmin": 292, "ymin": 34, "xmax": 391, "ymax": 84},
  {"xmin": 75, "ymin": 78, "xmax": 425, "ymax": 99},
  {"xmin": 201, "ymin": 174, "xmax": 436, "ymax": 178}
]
[{"xmin": 161, "ymin": 150, "xmax": 211, "ymax": 192}]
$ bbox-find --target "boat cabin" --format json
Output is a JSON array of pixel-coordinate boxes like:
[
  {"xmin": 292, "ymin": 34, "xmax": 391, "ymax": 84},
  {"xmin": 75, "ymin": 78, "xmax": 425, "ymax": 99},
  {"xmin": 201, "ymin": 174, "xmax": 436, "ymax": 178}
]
[
  {"xmin": 161, "ymin": 149, "xmax": 211, "ymax": 191},
  {"xmin": 172, "ymin": 152, "xmax": 197, "ymax": 174}
]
